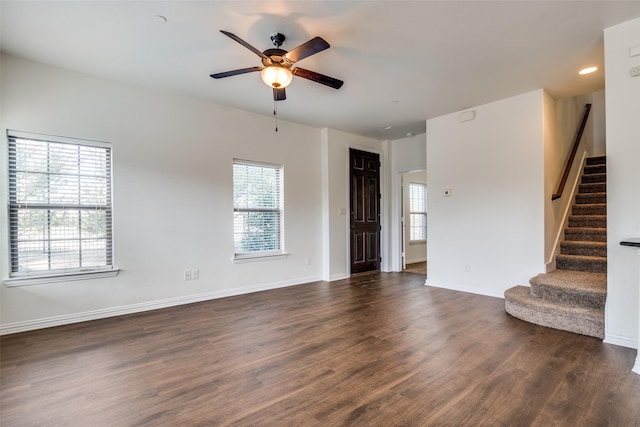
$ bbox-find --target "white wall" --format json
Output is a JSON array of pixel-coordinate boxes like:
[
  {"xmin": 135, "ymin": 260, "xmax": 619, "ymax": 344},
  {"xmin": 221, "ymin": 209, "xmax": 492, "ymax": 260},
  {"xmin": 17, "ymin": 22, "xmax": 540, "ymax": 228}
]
[
  {"xmin": 0, "ymin": 54, "xmax": 328, "ymax": 332},
  {"xmin": 389, "ymin": 133, "xmax": 427, "ymax": 271},
  {"xmin": 591, "ymin": 89, "xmax": 607, "ymax": 157},
  {"xmin": 320, "ymin": 128, "xmax": 383, "ymax": 280},
  {"xmin": 604, "ymin": 17, "xmax": 640, "ymax": 349},
  {"xmin": 425, "ymin": 90, "xmax": 546, "ymax": 297},
  {"xmin": 402, "ymin": 170, "xmax": 427, "ymax": 264}
]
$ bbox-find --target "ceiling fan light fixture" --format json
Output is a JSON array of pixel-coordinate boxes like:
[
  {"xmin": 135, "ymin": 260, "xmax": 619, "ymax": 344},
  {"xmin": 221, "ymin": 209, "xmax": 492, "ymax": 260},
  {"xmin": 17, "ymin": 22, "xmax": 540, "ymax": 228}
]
[{"xmin": 261, "ymin": 66, "xmax": 293, "ymax": 88}]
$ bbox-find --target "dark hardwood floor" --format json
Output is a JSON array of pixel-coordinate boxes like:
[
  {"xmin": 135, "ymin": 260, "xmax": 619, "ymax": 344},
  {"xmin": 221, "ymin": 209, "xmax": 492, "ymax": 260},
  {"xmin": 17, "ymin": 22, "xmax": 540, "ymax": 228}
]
[{"xmin": 2, "ymin": 272, "xmax": 639, "ymax": 426}]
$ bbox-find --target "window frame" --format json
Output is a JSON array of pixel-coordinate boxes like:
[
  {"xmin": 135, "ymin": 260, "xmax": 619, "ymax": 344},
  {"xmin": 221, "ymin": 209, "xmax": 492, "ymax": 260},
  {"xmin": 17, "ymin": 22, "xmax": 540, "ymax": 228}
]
[
  {"xmin": 232, "ymin": 159, "xmax": 286, "ymax": 261},
  {"xmin": 4, "ymin": 130, "xmax": 118, "ymax": 286},
  {"xmin": 408, "ymin": 182, "xmax": 427, "ymax": 243}
]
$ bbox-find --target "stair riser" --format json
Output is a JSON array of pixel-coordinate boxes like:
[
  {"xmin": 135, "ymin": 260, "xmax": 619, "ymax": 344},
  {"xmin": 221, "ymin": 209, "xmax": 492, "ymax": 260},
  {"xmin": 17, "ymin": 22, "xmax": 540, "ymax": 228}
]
[
  {"xmin": 557, "ymin": 256, "xmax": 607, "ymax": 273},
  {"xmin": 572, "ymin": 205, "xmax": 606, "ymax": 215},
  {"xmin": 560, "ymin": 243, "xmax": 607, "ymax": 257},
  {"xmin": 584, "ymin": 165, "xmax": 606, "ymax": 174},
  {"xmin": 504, "ymin": 290, "xmax": 604, "ymax": 339},
  {"xmin": 581, "ymin": 173, "xmax": 606, "ymax": 184},
  {"xmin": 586, "ymin": 156, "xmax": 606, "ymax": 166},
  {"xmin": 576, "ymin": 193, "xmax": 606, "ymax": 204},
  {"xmin": 565, "ymin": 229, "xmax": 607, "ymax": 242},
  {"xmin": 568, "ymin": 217, "xmax": 607, "ymax": 228},
  {"xmin": 530, "ymin": 286, "xmax": 606, "ymax": 310},
  {"xmin": 579, "ymin": 183, "xmax": 606, "ymax": 194}
]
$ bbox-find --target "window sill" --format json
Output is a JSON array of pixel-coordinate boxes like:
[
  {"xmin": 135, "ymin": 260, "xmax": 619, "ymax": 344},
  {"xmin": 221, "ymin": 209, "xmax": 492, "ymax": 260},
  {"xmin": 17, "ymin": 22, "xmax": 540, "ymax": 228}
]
[
  {"xmin": 4, "ymin": 269, "xmax": 120, "ymax": 287},
  {"xmin": 232, "ymin": 253, "xmax": 290, "ymax": 264}
]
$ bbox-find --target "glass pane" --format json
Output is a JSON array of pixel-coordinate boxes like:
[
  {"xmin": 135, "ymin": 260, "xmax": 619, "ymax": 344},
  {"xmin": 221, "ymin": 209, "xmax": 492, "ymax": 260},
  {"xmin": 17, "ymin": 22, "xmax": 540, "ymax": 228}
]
[
  {"xmin": 81, "ymin": 239, "xmax": 107, "ymax": 267},
  {"xmin": 50, "ymin": 210, "xmax": 80, "ymax": 240},
  {"xmin": 16, "ymin": 240, "xmax": 50, "ymax": 272},
  {"xmin": 16, "ymin": 172, "xmax": 50, "ymax": 204},
  {"xmin": 50, "ymin": 239, "xmax": 80, "ymax": 270},
  {"xmin": 16, "ymin": 209, "xmax": 48, "ymax": 241},
  {"xmin": 233, "ymin": 163, "xmax": 280, "ymax": 209},
  {"xmin": 234, "ymin": 211, "xmax": 281, "ymax": 253},
  {"xmin": 81, "ymin": 210, "xmax": 107, "ymax": 238},
  {"xmin": 80, "ymin": 176, "xmax": 108, "ymax": 205}
]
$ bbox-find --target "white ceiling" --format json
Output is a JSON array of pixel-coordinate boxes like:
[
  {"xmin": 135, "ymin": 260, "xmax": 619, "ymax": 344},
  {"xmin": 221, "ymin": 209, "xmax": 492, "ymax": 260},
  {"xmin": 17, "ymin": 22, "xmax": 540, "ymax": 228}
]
[{"xmin": 2, "ymin": 1, "xmax": 640, "ymax": 140}]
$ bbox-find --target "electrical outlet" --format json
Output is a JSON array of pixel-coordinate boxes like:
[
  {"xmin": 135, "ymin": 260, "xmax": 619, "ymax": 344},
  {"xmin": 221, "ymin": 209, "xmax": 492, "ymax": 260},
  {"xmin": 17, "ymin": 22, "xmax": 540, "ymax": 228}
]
[
  {"xmin": 631, "ymin": 65, "xmax": 640, "ymax": 77},
  {"xmin": 184, "ymin": 270, "xmax": 192, "ymax": 280},
  {"xmin": 305, "ymin": 257, "xmax": 311, "ymax": 266},
  {"xmin": 464, "ymin": 264, "xmax": 471, "ymax": 272},
  {"xmin": 192, "ymin": 269, "xmax": 199, "ymax": 280}
]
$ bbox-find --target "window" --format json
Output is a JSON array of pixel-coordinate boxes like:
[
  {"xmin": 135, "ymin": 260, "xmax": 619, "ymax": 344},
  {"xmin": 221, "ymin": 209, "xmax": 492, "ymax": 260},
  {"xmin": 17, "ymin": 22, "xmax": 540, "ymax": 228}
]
[
  {"xmin": 233, "ymin": 160, "xmax": 283, "ymax": 257},
  {"xmin": 7, "ymin": 130, "xmax": 113, "ymax": 278},
  {"xmin": 409, "ymin": 182, "xmax": 427, "ymax": 242}
]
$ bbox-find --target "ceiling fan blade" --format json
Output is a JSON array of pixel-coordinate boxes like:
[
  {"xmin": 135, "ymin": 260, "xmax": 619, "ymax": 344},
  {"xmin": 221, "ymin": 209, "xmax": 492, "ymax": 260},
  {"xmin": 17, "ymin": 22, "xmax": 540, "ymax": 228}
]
[
  {"xmin": 273, "ymin": 88, "xmax": 286, "ymax": 101},
  {"xmin": 293, "ymin": 67, "xmax": 344, "ymax": 89},
  {"xmin": 210, "ymin": 66, "xmax": 262, "ymax": 79},
  {"xmin": 284, "ymin": 37, "xmax": 330, "ymax": 63},
  {"xmin": 220, "ymin": 30, "xmax": 269, "ymax": 60}
]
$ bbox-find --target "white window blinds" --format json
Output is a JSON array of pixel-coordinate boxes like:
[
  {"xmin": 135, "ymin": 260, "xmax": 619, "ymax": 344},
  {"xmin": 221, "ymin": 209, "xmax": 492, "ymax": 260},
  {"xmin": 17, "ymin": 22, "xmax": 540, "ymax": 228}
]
[
  {"xmin": 409, "ymin": 183, "xmax": 427, "ymax": 242},
  {"xmin": 233, "ymin": 160, "xmax": 283, "ymax": 256},
  {"xmin": 7, "ymin": 131, "xmax": 113, "ymax": 275}
]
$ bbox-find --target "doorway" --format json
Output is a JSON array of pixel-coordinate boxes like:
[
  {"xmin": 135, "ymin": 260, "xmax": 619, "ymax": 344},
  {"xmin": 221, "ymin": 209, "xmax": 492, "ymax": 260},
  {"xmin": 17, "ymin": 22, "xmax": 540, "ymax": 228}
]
[
  {"xmin": 401, "ymin": 170, "xmax": 427, "ymax": 275},
  {"xmin": 349, "ymin": 148, "xmax": 381, "ymax": 274}
]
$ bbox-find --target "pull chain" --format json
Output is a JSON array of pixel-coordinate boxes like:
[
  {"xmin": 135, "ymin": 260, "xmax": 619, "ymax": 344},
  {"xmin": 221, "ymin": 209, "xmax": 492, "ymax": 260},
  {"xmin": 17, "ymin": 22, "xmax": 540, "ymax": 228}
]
[{"xmin": 274, "ymin": 98, "xmax": 278, "ymax": 132}]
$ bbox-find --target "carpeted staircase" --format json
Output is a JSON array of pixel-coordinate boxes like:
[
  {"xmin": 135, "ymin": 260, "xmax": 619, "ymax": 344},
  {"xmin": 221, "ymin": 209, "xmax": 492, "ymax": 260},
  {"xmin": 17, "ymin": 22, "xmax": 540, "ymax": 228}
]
[{"xmin": 505, "ymin": 156, "xmax": 607, "ymax": 339}]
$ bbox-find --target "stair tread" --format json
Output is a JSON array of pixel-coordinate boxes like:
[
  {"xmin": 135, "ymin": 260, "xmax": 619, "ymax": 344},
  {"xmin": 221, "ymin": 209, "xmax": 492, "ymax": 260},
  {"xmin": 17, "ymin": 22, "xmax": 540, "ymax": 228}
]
[
  {"xmin": 561, "ymin": 241, "xmax": 607, "ymax": 247},
  {"xmin": 530, "ymin": 270, "xmax": 607, "ymax": 294},
  {"xmin": 557, "ymin": 254, "xmax": 607, "ymax": 261},
  {"xmin": 505, "ymin": 286, "xmax": 604, "ymax": 338}
]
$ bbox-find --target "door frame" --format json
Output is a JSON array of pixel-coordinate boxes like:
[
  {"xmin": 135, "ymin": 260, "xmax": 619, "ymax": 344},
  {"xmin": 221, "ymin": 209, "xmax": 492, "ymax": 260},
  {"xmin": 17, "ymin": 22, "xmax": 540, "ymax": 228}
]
[{"xmin": 394, "ymin": 168, "xmax": 427, "ymax": 272}]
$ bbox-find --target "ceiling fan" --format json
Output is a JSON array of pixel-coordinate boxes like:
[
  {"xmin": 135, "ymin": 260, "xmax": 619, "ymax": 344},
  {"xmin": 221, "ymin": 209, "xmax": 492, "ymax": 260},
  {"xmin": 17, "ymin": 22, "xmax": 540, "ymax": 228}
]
[{"xmin": 210, "ymin": 30, "xmax": 344, "ymax": 101}]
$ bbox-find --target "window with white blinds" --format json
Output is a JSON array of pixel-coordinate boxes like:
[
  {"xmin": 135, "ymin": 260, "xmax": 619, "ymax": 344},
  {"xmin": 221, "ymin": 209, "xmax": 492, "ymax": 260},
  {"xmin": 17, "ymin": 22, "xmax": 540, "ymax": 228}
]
[
  {"xmin": 409, "ymin": 183, "xmax": 427, "ymax": 242},
  {"xmin": 7, "ymin": 131, "xmax": 113, "ymax": 276},
  {"xmin": 233, "ymin": 160, "xmax": 283, "ymax": 256}
]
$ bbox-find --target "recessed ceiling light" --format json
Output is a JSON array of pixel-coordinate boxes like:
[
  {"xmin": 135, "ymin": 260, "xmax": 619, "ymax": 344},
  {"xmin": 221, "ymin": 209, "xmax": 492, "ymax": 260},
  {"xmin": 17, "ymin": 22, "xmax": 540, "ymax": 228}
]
[
  {"xmin": 154, "ymin": 15, "xmax": 167, "ymax": 23},
  {"xmin": 579, "ymin": 66, "xmax": 598, "ymax": 75},
  {"xmin": 383, "ymin": 126, "xmax": 392, "ymax": 130}
]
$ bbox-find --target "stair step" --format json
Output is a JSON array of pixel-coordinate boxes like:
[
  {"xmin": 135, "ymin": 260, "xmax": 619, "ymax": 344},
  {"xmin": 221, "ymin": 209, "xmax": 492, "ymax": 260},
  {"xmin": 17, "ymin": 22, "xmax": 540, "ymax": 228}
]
[
  {"xmin": 557, "ymin": 254, "xmax": 607, "ymax": 273},
  {"xmin": 581, "ymin": 173, "xmax": 606, "ymax": 184},
  {"xmin": 572, "ymin": 204, "xmax": 606, "ymax": 215},
  {"xmin": 575, "ymin": 193, "xmax": 606, "ymax": 204},
  {"xmin": 565, "ymin": 228, "xmax": 607, "ymax": 242},
  {"xmin": 529, "ymin": 270, "xmax": 607, "ymax": 309},
  {"xmin": 586, "ymin": 156, "xmax": 606, "ymax": 166},
  {"xmin": 568, "ymin": 215, "xmax": 607, "ymax": 228},
  {"xmin": 560, "ymin": 241, "xmax": 607, "ymax": 257},
  {"xmin": 578, "ymin": 183, "xmax": 606, "ymax": 194},
  {"xmin": 584, "ymin": 164, "xmax": 606, "ymax": 175},
  {"xmin": 504, "ymin": 286, "xmax": 604, "ymax": 338}
]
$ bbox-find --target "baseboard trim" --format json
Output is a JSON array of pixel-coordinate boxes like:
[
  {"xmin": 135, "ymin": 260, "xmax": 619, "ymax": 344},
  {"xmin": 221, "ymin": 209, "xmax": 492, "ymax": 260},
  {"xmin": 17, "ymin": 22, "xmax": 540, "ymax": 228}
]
[
  {"xmin": 0, "ymin": 275, "xmax": 322, "ymax": 335},
  {"xmin": 424, "ymin": 279, "xmax": 505, "ymax": 299},
  {"xmin": 633, "ymin": 357, "xmax": 640, "ymax": 375},
  {"xmin": 406, "ymin": 258, "xmax": 426, "ymax": 264},
  {"xmin": 603, "ymin": 333, "xmax": 638, "ymax": 350},
  {"xmin": 329, "ymin": 273, "xmax": 350, "ymax": 282}
]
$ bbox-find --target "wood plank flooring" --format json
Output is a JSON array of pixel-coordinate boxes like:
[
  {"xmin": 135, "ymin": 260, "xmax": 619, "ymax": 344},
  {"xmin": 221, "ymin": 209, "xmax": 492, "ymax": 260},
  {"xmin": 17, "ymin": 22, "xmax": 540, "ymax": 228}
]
[{"xmin": 2, "ymin": 272, "xmax": 639, "ymax": 426}]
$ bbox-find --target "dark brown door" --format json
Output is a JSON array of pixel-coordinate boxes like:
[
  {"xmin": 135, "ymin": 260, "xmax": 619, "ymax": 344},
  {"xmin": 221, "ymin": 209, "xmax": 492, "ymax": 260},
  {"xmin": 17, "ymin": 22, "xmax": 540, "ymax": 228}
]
[{"xmin": 350, "ymin": 148, "xmax": 381, "ymax": 274}]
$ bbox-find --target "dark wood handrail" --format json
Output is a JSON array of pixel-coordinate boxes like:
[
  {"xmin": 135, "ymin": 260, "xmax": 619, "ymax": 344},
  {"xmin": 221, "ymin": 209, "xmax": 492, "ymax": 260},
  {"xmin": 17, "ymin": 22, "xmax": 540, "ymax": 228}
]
[{"xmin": 552, "ymin": 103, "xmax": 592, "ymax": 201}]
